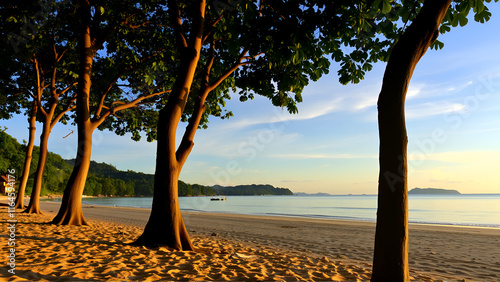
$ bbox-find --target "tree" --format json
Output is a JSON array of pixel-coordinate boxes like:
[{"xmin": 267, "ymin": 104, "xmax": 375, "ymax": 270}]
[
  {"xmin": 0, "ymin": 93, "xmax": 36, "ymax": 210},
  {"xmin": 372, "ymin": 1, "xmax": 451, "ymax": 279},
  {"xmin": 370, "ymin": 0, "xmax": 496, "ymax": 280},
  {"xmin": 131, "ymin": 0, "xmax": 398, "ymax": 250},
  {"xmin": 23, "ymin": 50, "xmax": 78, "ymax": 214},
  {"xmin": 14, "ymin": 100, "xmax": 37, "ymax": 209},
  {"xmin": 1, "ymin": 2, "xmax": 35, "ymax": 209},
  {"xmin": 51, "ymin": 0, "xmax": 173, "ymax": 225},
  {"xmin": 1, "ymin": 0, "xmax": 79, "ymax": 213}
]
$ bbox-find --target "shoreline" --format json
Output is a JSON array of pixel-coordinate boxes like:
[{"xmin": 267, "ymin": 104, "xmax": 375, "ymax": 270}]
[
  {"xmin": 40, "ymin": 196, "xmax": 500, "ymax": 229},
  {"xmin": 2, "ymin": 199, "xmax": 500, "ymax": 280}
]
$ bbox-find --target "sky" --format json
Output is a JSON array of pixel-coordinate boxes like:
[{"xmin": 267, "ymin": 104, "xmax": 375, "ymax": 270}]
[{"xmin": 3, "ymin": 5, "xmax": 500, "ymax": 195}]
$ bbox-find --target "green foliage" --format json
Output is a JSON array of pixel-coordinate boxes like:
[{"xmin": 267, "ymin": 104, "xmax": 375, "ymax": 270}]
[
  {"xmin": 212, "ymin": 184, "xmax": 293, "ymax": 196},
  {"xmin": 161, "ymin": 0, "xmax": 402, "ymax": 126},
  {"xmin": 83, "ymin": 175, "xmax": 103, "ymax": 196},
  {"xmin": 364, "ymin": 0, "xmax": 498, "ymax": 52},
  {"xmin": 0, "ymin": 129, "xmax": 73, "ymax": 195},
  {"xmin": 0, "ymin": 128, "xmax": 25, "ymax": 177},
  {"xmin": 1, "ymin": 0, "xmax": 80, "ymax": 124},
  {"xmin": 4, "ymin": 0, "xmax": 495, "ymax": 143},
  {"xmin": 81, "ymin": 0, "xmax": 179, "ymax": 141},
  {"xmin": 429, "ymin": 0, "xmax": 498, "ymax": 50},
  {"xmin": 179, "ymin": 182, "xmax": 216, "ymax": 197}
]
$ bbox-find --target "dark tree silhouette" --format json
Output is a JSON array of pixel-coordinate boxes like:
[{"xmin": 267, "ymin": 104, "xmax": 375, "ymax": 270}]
[{"xmin": 370, "ymin": 0, "xmax": 495, "ymax": 279}]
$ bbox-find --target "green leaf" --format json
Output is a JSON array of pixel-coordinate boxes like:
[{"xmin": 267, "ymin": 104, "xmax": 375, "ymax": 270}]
[
  {"xmin": 473, "ymin": 1, "xmax": 485, "ymax": 13},
  {"xmin": 381, "ymin": 0, "xmax": 392, "ymax": 14},
  {"xmin": 474, "ymin": 10, "xmax": 492, "ymax": 23},
  {"xmin": 457, "ymin": 13, "xmax": 468, "ymax": 27},
  {"xmin": 430, "ymin": 40, "xmax": 445, "ymax": 50},
  {"xmin": 439, "ymin": 24, "xmax": 451, "ymax": 34}
]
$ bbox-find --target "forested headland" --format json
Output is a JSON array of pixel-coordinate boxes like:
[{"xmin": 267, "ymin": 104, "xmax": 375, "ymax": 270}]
[
  {"xmin": 1, "ymin": 129, "xmax": 292, "ymax": 197},
  {"xmin": 212, "ymin": 184, "xmax": 293, "ymax": 196}
]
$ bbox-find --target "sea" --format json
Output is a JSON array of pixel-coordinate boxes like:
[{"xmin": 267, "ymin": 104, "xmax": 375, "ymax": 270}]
[{"xmin": 78, "ymin": 194, "xmax": 500, "ymax": 228}]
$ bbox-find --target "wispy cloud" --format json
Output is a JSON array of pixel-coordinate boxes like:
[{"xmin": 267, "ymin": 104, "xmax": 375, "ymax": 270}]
[
  {"xmin": 269, "ymin": 153, "xmax": 378, "ymax": 160},
  {"xmin": 224, "ymin": 98, "xmax": 343, "ymax": 129},
  {"xmin": 406, "ymin": 101, "xmax": 465, "ymax": 119}
]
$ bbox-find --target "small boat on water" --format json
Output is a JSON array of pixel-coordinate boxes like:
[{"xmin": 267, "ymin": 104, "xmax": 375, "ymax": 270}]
[{"xmin": 210, "ymin": 196, "xmax": 226, "ymax": 201}]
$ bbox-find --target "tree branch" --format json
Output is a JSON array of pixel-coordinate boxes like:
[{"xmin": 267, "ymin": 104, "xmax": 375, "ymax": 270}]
[
  {"xmin": 92, "ymin": 90, "xmax": 170, "ymax": 129},
  {"xmin": 168, "ymin": 0, "xmax": 188, "ymax": 49},
  {"xmin": 125, "ymin": 20, "xmax": 154, "ymax": 29},
  {"xmin": 174, "ymin": 0, "xmax": 207, "ymax": 166},
  {"xmin": 207, "ymin": 48, "xmax": 250, "ymax": 92},
  {"xmin": 50, "ymin": 96, "xmax": 77, "ymax": 131},
  {"xmin": 178, "ymin": 42, "xmax": 252, "ymax": 166},
  {"xmin": 203, "ymin": 11, "xmax": 226, "ymax": 44},
  {"xmin": 33, "ymin": 56, "xmax": 49, "ymax": 118},
  {"xmin": 58, "ymin": 82, "xmax": 78, "ymax": 96},
  {"xmin": 93, "ymin": 50, "xmax": 167, "ymax": 119}
]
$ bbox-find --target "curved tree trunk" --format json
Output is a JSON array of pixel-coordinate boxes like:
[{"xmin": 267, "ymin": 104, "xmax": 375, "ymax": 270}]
[
  {"xmin": 133, "ymin": 0, "xmax": 205, "ymax": 251},
  {"xmin": 52, "ymin": 0, "xmax": 93, "ymax": 226},
  {"xmin": 24, "ymin": 118, "xmax": 51, "ymax": 214},
  {"xmin": 15, "ymin": 101, "xmax": 37, "ymax": 209},
  {"xmin": 371, "ymin": 1, "xmax": 451, "ymax": 281}
]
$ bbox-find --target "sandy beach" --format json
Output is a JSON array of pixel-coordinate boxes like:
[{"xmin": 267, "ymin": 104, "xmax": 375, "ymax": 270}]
[{"xmin": 1, "ymin": 198, "xmax": 500, "ymax": 281}]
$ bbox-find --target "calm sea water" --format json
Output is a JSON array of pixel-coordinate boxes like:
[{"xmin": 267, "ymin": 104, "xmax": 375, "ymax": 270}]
[{"xmin": 79, "ymin": 194, "xmax": 500, "ymax": 228}]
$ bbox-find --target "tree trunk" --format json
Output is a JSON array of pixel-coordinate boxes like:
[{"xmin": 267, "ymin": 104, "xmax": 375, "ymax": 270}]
[
  {"xmin": 133, "ymin": 0, "xmax": 205, "ymax": 251},
  {"xmin": 132, "ymin": 77, "xmax": 198, "ymax": 251},
  {"xmin": 15, "ymin": 101, "xmax": 37, "ymax": 209},
  {"xmin": 24, "ymin": 117, "xmax": 51, "ymax": 214},
  {"xmin": 51, "ymin": 124, "xmax": 93, "ymax": 225},
  {"xmin": 371, "ymin": 1, "xmax": 451, "ymax": 281},
  {"xmin": 132, "ymin": 122, "xmax": 194, "ymax": 249},
  {"xmin": 52, "ymin": 0, "xmax": 93, "ymax": 226}
]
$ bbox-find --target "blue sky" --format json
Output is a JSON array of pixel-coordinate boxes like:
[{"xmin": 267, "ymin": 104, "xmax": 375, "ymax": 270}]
[{"xmin": 3, "ymin": 5, "xmax": 500, "ymax": 194}]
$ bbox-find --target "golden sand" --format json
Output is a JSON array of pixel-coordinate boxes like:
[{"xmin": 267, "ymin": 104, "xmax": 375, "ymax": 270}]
[
  {"xmin": 2, "ymin": 211, "xmax": 372, "ymax": 281},
  {"xmin": 1, "ymin": 200, "xmax": 500, "ymax": 281}
]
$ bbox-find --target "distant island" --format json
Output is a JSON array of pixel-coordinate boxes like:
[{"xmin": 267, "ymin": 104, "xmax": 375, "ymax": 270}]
[
  {"xmin": 409, "ymin": 188, "xmax": 461, "ymax": 195},
  {"xmin": 212, "ymin": 184, "xmax": 293, "ymax": 196},
  {"xmin": 295, "ymin": 189, "xmax": 462, "ymax": 196}
]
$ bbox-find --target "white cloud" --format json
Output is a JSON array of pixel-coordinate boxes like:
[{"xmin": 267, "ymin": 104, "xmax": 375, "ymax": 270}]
[
  {"xmin": 406, "ymin": 84, "xmax": 423, "ymax": 99},
  {"xmin": 406, "ymin": 101, "xmax": 465, "ymax": 119}
]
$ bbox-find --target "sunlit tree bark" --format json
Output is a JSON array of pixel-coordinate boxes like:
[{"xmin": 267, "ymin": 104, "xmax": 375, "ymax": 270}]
[
  {"xmin": 14, "ymin": 100, "xmax": 37, "ymax": 209},
  {"xmin": 132, "ymin": 0, "xmax": 206, "ymax": 250}
]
